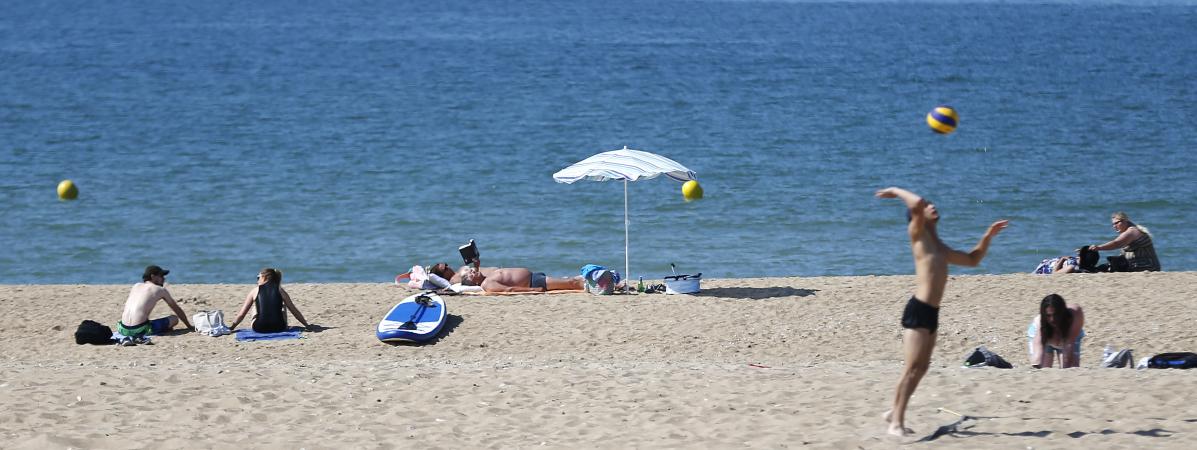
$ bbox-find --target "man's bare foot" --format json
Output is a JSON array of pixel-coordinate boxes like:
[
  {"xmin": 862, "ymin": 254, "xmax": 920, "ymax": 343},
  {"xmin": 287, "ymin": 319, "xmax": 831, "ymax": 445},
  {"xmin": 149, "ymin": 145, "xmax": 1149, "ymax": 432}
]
[
  {"xmin": 883, "ymin": 409, "xmax": 914, "ymax": 436},
  {"xmin": 887, "ymin": 423, "xmax": 914, "ymax": 437}
]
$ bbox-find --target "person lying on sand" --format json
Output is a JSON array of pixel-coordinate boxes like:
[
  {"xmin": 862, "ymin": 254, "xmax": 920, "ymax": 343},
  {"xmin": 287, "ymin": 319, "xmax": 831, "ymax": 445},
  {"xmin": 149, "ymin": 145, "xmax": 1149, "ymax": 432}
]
[
  {"xmin": 1034, "ymin": 246, "xmax": 1100, "ymax": 274},
  {"xmin": 427, "ymin": 262, "xmax": 497, "ymax": 285},
  {"xmin": 1034, "ymin": 255, "xmax": 1083, "ymax": 274},
  {"xmin": 458, "ymin": 266, "xmax": 584, "ymax": 293}
]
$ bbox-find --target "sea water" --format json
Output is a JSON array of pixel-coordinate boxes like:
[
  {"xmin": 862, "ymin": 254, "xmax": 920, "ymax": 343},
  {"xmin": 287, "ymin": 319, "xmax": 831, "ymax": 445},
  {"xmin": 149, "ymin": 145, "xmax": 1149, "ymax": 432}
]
[{"xmin": 2, "ymin": 0, "xmax": 1195, "ymax": 283}]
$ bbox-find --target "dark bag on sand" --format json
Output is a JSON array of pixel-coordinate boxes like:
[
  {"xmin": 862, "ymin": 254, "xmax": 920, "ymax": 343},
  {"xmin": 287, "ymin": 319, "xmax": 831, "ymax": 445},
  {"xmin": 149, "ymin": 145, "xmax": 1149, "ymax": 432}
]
[
  {"xmin": 1147, "ymin": 352, "xmax": 1197, "ymax": 369},
  {"xmin": 1106, "ymin": 255, "xmax": 1131, "ymax": 272},
  {"xmin": 963, "ymin": 346, "xmax": 1014, "ymax": 369},
  {"xmin": 75, "ymin": 320, "xmax": 113, "ymax": 345}
]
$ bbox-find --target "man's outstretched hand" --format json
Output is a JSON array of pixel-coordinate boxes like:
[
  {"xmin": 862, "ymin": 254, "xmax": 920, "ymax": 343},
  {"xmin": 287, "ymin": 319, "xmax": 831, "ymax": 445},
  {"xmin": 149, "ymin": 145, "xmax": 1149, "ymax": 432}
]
[
  {"xmin": 874, "ymin": 187, "xmax": 899, "ymax": 199},
  {"xmin": 987, "ymin": 220, "xmax": 1010, "ymax": 237}
]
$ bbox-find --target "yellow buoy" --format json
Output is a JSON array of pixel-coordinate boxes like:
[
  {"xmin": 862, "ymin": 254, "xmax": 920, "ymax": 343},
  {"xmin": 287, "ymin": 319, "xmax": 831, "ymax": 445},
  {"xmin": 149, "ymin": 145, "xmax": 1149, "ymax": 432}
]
[
  {"xmin": 57, "ymin": 179, "xmax": 78, "ymax": 200},
  {"xmin": 682, "ymin": 180, "xmax": 703, "ymax": 202}
]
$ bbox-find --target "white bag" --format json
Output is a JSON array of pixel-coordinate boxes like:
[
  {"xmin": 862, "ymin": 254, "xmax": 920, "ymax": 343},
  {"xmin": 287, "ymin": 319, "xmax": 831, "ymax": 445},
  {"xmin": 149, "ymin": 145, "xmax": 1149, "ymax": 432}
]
[
  {"xmin": 1102, "ymin": 348, "xmax": 1135, "ymax": 368},
  {"xmin": 193, "ymin": 310, "xmax": 230, "ymax": 336}
]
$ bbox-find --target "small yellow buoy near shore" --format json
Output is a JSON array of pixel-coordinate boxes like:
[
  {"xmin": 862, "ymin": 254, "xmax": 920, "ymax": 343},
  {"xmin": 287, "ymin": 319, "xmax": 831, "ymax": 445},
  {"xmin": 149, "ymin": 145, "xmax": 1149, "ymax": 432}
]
[
  {"xmin": 57, "ymin": 179, "xmax": 78, "ymax": 200},
  {"xmin": 682, "ymin": 180, "xmax": 703, "ymax": 202}
]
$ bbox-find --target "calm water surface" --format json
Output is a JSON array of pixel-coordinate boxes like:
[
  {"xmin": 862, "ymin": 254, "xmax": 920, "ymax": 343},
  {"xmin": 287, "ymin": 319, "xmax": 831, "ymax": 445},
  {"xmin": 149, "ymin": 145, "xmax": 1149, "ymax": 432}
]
[{"xmin": 2, "ymin": 0, "xmax": 1195, "ymax": 283}]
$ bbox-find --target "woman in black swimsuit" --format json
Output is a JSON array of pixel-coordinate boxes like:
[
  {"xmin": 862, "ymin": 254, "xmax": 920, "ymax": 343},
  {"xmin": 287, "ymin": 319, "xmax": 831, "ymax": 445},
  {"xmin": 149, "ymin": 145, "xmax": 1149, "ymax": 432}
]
[{"xmin": 229, "ymin": 268, "xmax": 313, "ymax": 332}]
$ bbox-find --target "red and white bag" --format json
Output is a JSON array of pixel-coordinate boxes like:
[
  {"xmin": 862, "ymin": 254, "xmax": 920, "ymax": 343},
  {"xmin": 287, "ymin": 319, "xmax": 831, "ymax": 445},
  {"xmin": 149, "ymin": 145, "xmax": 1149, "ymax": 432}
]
[{"xmin": 395, "ymin": 265, "xmax": 451, "ymax": 290}]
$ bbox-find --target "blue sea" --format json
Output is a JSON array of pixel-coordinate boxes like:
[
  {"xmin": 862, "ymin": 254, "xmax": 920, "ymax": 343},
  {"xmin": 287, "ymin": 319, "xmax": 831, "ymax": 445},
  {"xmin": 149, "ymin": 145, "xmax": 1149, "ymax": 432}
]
[{"xmin": 2, "ymin": 0, "xmax": 1195, "ymax": 284}]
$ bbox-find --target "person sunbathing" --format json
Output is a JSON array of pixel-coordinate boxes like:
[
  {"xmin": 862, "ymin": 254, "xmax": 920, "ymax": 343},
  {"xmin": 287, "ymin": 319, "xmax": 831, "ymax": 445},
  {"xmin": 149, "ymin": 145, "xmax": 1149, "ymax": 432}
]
[
  {"xmin": 229, "ymin": 268, "xmax": 313, "ymax": 332},
  {"xmin": 458, "ymin": 266, "xmax": 584, "ymax": 293},
  {"xmin": 1034, "ymin": 255, "xmax": 1083, "ymax": 274},
  {"xmin": 117, "ymin": 265, "xmax": 194, "ymax": 345},
  {"xmin": 427, "ymin": 262, "xmax": 498, "ymax": 284},
  {"xmin": 1033, "ymin": 246, "xmax": 1100, "ymax": 274}
]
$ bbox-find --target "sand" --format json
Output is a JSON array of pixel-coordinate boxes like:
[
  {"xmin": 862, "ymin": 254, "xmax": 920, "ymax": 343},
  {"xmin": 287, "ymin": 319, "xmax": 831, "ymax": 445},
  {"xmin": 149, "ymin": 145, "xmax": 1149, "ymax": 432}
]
[{"xmin": 2, "ymin": 272, "xmax": 1197, "ymax": 448}]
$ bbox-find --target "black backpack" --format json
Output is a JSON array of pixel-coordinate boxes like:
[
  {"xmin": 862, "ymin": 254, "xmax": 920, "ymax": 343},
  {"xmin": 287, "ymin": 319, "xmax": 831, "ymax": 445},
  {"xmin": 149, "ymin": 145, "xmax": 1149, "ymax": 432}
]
[
  {"xmin": 75, "ymin": 320, "xmax": 113, "ymax": 345},
  {"xmin": 1147, "ymin": 352, "xmax": 1197, "ymax": 369},
  {"xmin": 963, "ymin": 346, "xmax": 1014, "ymax": 369}
]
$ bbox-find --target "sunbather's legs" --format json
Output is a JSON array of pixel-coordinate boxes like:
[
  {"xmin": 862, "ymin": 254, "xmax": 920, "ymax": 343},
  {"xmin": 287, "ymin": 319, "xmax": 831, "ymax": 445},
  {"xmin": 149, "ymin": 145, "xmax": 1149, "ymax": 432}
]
[{"xmin": 546, "ymin": 276, "xmax": 584, "ymax": 291}]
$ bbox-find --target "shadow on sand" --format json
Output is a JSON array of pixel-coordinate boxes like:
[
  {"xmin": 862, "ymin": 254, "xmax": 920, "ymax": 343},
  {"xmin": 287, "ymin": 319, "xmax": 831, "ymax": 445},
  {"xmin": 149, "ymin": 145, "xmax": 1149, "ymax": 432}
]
[
  {"xmin": 918, "ymin": 415, "xmax": 1178, "ymax": 443},
  {"xmin": 693, "ymin": 287, "xmax": 819, "ymax": 300},
  {"xmin": 167, "ymin": 324, "xmax": 336, "ymax": 336}
]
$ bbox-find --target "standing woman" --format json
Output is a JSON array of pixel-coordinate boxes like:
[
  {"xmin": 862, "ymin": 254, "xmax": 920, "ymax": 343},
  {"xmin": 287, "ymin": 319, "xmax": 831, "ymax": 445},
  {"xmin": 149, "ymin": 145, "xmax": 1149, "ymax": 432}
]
[
  {"xmin": 1090, "ymin": 212, "xmax": 1160, "ymax": 272},
  {"xmin": 1028, "ymin": 294, "xmax": 1085, "ymax": 368},
  {"xmin": 230, "ymin": 268, "xmax": 313, "ymax": 332}
]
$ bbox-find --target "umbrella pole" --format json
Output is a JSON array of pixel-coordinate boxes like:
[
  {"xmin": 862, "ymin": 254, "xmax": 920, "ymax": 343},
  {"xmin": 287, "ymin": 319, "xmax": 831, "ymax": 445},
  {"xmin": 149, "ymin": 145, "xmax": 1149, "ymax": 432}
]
[{"xmin": 624, "ymin": 179, "xmax": 630, "ymax": 292}]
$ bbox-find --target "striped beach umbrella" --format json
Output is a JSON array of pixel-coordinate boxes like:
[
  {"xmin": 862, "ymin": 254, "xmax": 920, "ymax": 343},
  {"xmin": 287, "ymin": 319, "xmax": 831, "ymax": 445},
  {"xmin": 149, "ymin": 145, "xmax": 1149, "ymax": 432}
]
[{"xmin": 553, "ymin": 146, "xmax": 697, "ymax": 289}]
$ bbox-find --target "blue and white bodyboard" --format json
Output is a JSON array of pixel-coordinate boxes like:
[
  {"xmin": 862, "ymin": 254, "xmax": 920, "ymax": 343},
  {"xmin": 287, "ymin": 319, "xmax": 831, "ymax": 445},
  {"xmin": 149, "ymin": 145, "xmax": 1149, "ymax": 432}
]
[{"xmin": 377, "ymin": 292, "xmax": 447, "ymax": 343}]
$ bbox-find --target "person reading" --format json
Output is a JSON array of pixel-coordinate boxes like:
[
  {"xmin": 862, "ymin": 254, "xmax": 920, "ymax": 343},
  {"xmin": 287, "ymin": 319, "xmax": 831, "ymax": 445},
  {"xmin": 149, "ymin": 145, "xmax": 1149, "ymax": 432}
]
[
  {"xmin": 458, "ymin": 266, "xmax": 584, "ymax": 293},
  {"xmin": 428, "ymin": 262, "xmax": 498, "ymax": 285},
  {"xmin": 426, "ymin": 240, "xmax": 491, "ymax": 285}
]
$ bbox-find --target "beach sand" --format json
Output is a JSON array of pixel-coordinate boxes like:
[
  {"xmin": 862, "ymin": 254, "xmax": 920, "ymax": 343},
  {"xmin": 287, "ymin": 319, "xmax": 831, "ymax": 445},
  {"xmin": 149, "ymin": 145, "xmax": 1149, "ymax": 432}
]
[{"xmin": 2, "ymin": 272, "xmax": 1196, "ymax": 448}]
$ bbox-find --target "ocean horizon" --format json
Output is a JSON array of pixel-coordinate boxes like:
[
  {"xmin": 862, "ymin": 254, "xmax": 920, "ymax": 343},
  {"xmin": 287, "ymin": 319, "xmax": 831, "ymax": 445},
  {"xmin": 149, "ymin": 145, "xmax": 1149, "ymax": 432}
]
[{"xmin": 2, "ymin": 0, "xmax": 1195, "ymax": 284}]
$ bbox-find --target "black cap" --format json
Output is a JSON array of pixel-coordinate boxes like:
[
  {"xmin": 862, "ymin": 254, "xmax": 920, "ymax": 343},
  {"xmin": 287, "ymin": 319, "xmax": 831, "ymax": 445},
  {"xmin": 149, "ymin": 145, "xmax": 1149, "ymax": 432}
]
[{"xmin": 143, "ymin": 265, "xmax": 170, "ymax": 280}]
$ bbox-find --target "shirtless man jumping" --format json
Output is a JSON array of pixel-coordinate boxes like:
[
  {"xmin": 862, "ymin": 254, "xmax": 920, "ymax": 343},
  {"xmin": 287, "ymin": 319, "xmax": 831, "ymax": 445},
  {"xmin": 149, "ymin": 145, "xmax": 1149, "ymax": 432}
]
[
  {"xmin": 116, "ymin": 265, "xmax": 194, "ymax": 345},
  {"xmin": 875, "ymin": 187, "xmax": 1008, "ymax": 437},
  {"xmin": 458, "ymin": 266, "xmax": 584, "ymax": 293}
]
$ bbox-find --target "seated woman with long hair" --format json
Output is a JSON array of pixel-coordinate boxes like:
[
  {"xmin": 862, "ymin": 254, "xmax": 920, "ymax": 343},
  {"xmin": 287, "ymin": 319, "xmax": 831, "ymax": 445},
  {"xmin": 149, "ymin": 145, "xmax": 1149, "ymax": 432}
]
[
  {"xmin": 1027, "ymin": 294, "xmax": 1085, "ymax": 368},
  {"xmin": 1090, "ymin": 211, "xmax": 1160, "ymax": 272},
  {"xmin": 229, "ymin": 268, "xmax": 313, "ymax": 332}
]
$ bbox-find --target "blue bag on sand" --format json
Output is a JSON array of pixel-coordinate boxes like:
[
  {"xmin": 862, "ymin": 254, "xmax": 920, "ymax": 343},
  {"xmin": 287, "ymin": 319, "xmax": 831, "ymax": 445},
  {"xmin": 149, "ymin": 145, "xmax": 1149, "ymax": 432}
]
[
  {"xmin": 1147, "ymin": 352, "xmax": 1197, "ymax": 369},
  {"xmin": 580, "ymin": 264, "xmax": 621, "ymax": 295}
]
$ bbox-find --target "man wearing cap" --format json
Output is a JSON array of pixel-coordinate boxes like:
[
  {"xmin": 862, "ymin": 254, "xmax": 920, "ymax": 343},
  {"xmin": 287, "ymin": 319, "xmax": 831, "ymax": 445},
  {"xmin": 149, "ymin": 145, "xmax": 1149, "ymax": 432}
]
[{"xmin": 116, "ymin": 265, "xmax": 193, "ymax": 344}]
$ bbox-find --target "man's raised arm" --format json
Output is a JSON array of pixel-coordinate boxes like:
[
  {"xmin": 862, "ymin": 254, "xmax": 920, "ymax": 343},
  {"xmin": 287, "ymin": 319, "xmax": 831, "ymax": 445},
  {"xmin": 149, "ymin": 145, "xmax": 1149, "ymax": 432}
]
[
  {"xmin": 948, "ymin": 220, "xmax": 1010, "ymax": 267},
  {"xmin": 875, "ymin": 187, "xmax": 928, "ymax": 238}
]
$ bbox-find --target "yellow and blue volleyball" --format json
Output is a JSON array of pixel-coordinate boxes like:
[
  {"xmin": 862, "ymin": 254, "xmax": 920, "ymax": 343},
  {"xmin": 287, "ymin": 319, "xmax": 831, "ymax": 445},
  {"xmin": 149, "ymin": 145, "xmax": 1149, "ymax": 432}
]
[{"xmin": 926, "ymin": 105, "xmax": 959, "ymax": 134}]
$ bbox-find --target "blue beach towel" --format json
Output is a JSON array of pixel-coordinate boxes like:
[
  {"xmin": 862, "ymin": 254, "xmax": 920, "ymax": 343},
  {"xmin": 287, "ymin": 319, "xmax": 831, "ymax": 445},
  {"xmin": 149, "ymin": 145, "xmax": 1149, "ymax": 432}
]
[
  {"xmin": 234, "ymin": 327, "xmax": 304, "ymax": 342},
  {"xmin": 580, "ymin": 264, "xmax": 621, "ymax": 285}
]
